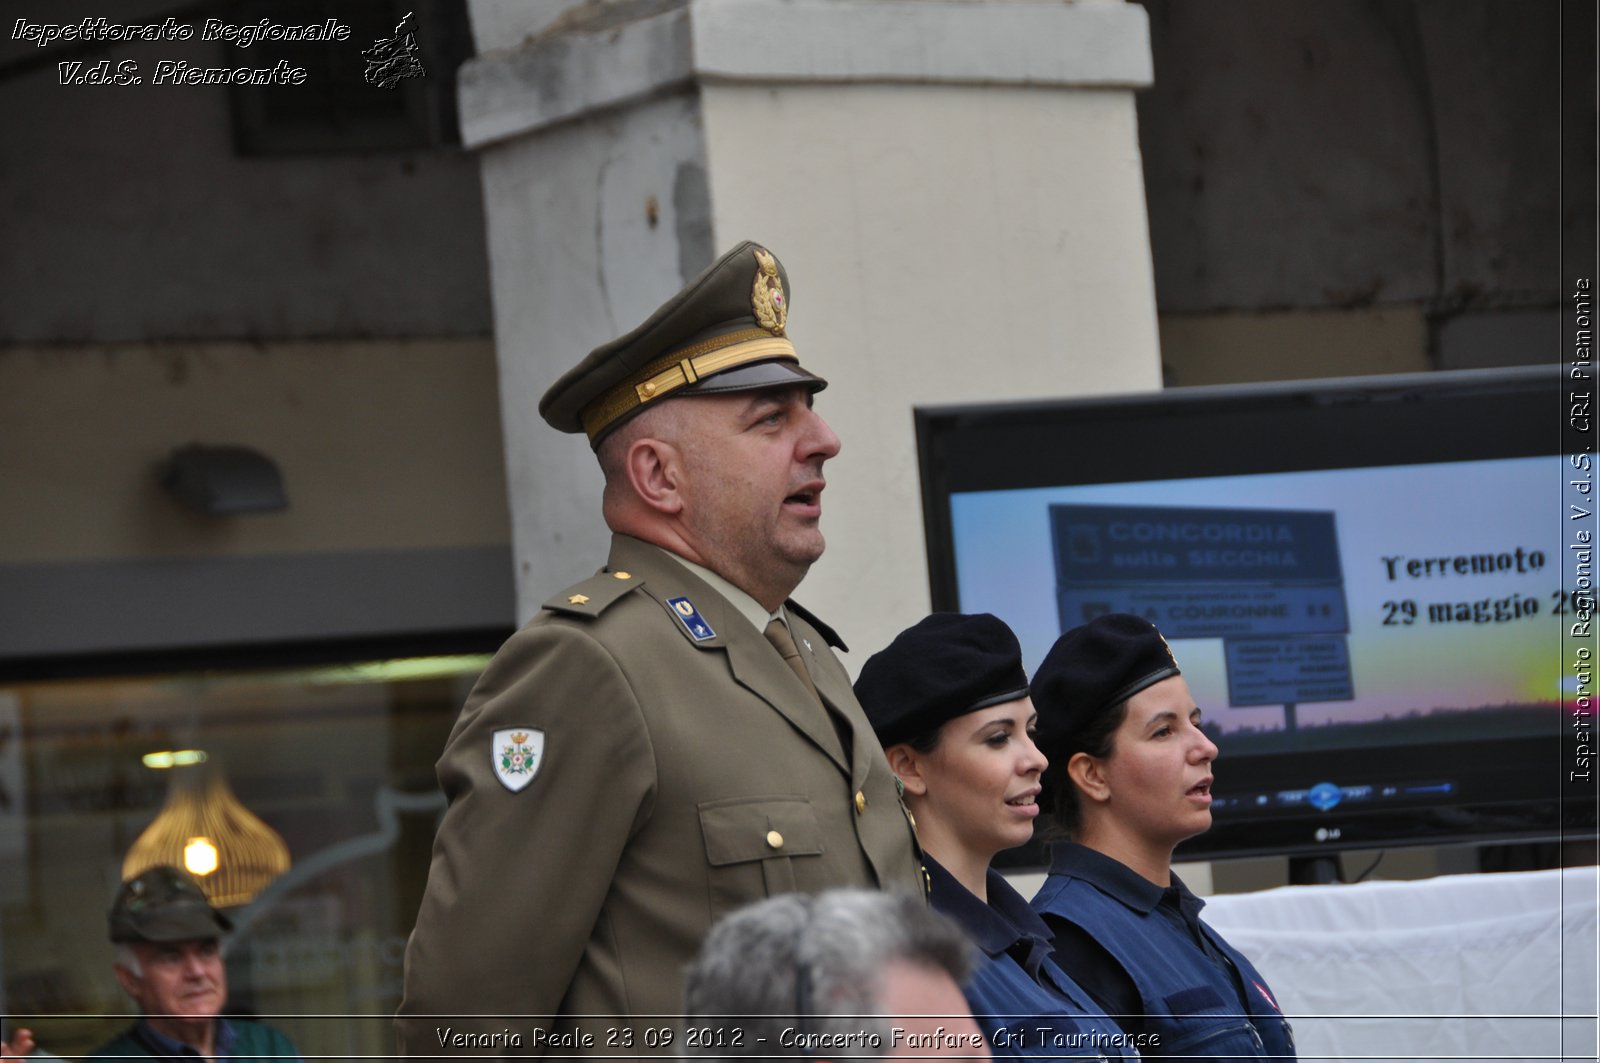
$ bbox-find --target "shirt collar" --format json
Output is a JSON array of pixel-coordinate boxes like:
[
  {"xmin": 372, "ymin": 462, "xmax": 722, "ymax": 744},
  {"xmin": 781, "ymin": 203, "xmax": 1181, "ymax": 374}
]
[
  {"xmin": 132, "ymin": 1018, "xmax": 231, "ymax": 1060},
  {"xmin": 924, "ymin": 855, "xmax": 1056, "ymax": 961},
  {"xmin": 1166, "ymin": 872, "xmax": 1208, "ymax": 921},
  {"xmin": 667, "ymin": 554, "xmax": 782, "ymax": 634},
  {"xmin": 1046, "ymin": 841, "xmax": 1208, "ymax": 916}
]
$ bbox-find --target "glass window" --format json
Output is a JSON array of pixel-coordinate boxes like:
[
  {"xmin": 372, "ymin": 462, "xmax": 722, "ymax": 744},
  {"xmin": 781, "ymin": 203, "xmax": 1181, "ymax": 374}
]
[{"xmin": 0, "ymin": 650, "xmax": 493, "ymax": 1058}]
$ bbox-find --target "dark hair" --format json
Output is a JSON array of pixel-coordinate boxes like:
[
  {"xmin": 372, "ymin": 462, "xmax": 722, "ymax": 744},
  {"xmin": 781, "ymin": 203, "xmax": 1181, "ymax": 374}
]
[
  {"xmin": 900, "ymin": 725, "xmax": 943, "ymax": 755},
  {"xmin": 1043, "ymin": 699, "xmax": 1128, "ymax": 840}
]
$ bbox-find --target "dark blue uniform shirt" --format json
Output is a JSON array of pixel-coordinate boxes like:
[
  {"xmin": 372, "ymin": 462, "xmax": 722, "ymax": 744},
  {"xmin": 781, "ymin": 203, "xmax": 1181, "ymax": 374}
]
[
  {"xmin": 925, "ymin": 855, "xmax": 1139, "ymax": 1061},
  {"xmin": 1032, "ymin": 843, "xmax": 1296, "ymax": 1062}
]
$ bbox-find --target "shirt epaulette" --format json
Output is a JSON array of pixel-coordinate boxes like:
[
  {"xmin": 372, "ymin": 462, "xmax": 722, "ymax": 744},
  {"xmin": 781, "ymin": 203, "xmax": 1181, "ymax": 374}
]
[{"xmin": 543, "ymin": 569, "xmax": 645, "ymax": 618}]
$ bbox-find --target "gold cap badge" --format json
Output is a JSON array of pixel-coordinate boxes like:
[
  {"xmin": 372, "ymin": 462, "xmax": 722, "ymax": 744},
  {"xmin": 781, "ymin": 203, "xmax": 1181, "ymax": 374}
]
[{"xmin": 752, "ymin": 247, "xmax": 787, "ymax": 337}]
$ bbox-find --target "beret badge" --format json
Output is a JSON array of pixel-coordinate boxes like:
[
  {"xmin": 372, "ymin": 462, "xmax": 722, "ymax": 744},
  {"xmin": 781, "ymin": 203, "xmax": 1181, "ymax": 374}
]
[{"xmin": 752, "ymin": 247, "xmax": 788, "ymax": 337}]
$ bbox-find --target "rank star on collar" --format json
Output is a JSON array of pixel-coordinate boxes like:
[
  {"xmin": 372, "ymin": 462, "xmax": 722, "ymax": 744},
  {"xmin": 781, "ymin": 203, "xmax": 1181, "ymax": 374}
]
[{"xmin": 492, "ymin": 728, "xmax": 545, "ymax": 792}]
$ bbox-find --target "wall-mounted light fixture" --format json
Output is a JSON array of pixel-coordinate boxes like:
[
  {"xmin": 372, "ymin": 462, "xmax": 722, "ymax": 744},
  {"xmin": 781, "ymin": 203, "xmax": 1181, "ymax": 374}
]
[{"xmin": 159, "ymin": 444, "xmax": 287, "ymax": 515}]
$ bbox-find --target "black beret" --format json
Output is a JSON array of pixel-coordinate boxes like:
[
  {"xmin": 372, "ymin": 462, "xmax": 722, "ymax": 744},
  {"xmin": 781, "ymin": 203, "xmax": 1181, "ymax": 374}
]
[
  {"xmin": 109, "ymin": 865, "xmax": 232, "ymax": 943},
  {"xmin": 539, "ymin": 241, "xmax": 826, "ymax": 446},
  {"xmin": 855, "ymin": 613, "xmax": 1031, "ymax": 748},
  {"xmin": 1032, "ymin": 613, "xmax": 1181, "ymax": 751}
]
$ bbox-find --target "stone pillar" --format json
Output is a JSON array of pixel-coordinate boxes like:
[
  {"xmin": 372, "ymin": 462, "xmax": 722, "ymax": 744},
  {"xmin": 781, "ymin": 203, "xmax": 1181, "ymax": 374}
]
[{"xmin": 464, "ymin": 0, "xmax": 1161, "ymax": 660}]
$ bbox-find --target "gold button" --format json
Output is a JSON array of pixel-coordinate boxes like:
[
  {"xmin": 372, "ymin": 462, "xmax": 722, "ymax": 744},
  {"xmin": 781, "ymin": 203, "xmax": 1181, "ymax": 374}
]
[
  {"xmin": 613, "ymin": 571, "xmax": 631, "ymax": 580},
  {"xmin": 641, "ymin": 382, "xmax": 657, "ymax": 397},
  {"xmin": 854, "ymin": 791, "xmax": 867, "ymax": 815},
  {"xmin": 766, "ymin": 830, "xmax": 784, "ymax": 850}
]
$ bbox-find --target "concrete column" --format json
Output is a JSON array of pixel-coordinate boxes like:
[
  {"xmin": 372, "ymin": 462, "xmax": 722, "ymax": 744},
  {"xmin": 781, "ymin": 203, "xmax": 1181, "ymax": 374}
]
[{"xmin": 464, "ymin": 0, "xmax": 1161, "ymax": 661}]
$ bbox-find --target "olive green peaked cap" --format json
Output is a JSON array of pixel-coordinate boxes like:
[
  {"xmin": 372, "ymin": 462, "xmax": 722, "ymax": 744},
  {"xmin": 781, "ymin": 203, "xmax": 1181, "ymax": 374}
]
[
  {"xmin": 109, "ymin": 865, "xmax": 233, "ymax": 943},
  {"xmin": 539, "ymin": 241, "xmax": 827, "ymax": 446}
]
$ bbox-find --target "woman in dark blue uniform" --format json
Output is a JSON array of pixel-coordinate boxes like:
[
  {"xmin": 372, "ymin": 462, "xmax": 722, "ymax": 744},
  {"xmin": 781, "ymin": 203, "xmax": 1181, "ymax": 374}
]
[
  {"xmin": 1029, "ymin": 614, "xmax": 1296, "ymax": 1062},
  {"xmin": 855, "ymin": 613, "xmax": 1138, "ymax": 1061}
]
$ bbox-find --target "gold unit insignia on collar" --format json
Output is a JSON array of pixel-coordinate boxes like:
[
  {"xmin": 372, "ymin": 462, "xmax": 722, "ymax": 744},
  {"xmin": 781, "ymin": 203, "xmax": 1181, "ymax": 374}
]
[{"xmin": 751, "ymin": 247, "xmax": 787, "ymax": 337}]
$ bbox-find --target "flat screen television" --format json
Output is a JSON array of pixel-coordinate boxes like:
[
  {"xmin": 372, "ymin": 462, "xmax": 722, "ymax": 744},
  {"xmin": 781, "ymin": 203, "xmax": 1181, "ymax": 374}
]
[{"xmin": 915, "ymin": 366, "xmax": 1595, "ymax": 866}]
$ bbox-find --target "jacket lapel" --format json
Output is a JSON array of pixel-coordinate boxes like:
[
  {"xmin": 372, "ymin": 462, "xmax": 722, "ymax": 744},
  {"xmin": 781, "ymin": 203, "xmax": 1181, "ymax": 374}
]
[
  {"xmin": 724, "ymin": 630, "xmax": 850, "ymax": 773},
  {"xmin": 607, "ymin": 536, "xmax": 850, "ymax": 774},
  {"xmin": 792, "ymin": 615, "xmax": 872, "ymax": 791}
]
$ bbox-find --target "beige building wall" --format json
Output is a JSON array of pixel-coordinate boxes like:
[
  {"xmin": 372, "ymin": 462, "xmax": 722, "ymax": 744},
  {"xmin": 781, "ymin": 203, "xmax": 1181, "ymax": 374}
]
[
  {"xmin": 700, "ymin": 79, "xmax": 1161, "ymax": 655},
  {"xmin": 0, "ymin": 340, "xmax": 509, "ymax": 564},
  {"xmin": 1158, "ymin": 307, "xmax": 1433, "ymax": 387},
  {"xmin": 0, "ymin": 339, "xmax": 514, "ymax": 656}
]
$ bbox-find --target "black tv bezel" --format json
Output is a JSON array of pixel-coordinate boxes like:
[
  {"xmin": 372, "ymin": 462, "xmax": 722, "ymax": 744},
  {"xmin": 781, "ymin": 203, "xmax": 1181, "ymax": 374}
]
[{"xmin": 915, "ymin": 365, "xmax": 1594, "ymax": 862}]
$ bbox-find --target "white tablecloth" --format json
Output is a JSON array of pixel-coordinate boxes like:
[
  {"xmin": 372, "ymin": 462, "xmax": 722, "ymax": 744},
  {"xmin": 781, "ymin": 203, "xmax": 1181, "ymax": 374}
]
[{"xmin": 1201, "ymin": 865, "xmax": 1598, "ymax": 1062}]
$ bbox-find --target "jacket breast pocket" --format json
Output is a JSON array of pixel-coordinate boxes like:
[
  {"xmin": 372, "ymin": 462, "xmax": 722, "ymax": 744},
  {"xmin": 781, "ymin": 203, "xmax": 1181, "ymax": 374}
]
[
  {"xmin": 1158, "ymin": 986, "xmax": 1267, "ymax": 1061},
  {"xmin": 698, "ymin": 795, "xmax": 824, "ymax": 921}
]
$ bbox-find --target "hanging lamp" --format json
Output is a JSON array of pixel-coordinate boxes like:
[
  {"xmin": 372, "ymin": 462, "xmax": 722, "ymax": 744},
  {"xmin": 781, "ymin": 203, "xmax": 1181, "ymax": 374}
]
[{"xmin": 124, "ymin": 758, "xmax": 291, "ymax": 908}]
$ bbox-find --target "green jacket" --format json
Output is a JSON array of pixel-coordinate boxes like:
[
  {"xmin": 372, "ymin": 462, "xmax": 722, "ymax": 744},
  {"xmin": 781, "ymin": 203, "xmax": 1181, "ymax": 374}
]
[{"xmin": 89, "ymin": 1018, "xmax": 299, "ymax": 1061}]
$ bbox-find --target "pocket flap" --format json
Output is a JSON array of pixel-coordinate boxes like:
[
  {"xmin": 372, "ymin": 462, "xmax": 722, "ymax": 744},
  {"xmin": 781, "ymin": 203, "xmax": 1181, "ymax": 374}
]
[
  {"xmin": 698, "ymin": 795, "xmax": 823, "ymax": 866},
  {"xmin": 1163, "ymin": 985, "xmax": 1228, "ymax": 1014}
]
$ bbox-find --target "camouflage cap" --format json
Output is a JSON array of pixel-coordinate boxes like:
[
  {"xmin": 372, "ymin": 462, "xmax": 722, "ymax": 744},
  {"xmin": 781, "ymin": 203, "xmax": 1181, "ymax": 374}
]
[
  {"xmin": 109, "ymin": 865, "xmax": 232, "ymax": 943},
  {"xmin": 539, "ymin": 241, "xmax": 827, "ymax": 446}
]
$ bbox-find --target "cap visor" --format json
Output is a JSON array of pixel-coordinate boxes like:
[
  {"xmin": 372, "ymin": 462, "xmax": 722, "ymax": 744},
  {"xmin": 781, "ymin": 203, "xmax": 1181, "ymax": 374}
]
[{"xmin": 678, "ymin": 359, "xmax": 827, "ymax": 397}]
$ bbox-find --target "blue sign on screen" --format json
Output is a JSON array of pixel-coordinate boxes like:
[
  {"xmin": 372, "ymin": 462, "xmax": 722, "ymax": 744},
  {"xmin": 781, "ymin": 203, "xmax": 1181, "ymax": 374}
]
[
  {"xmin": 1058, "ymin": 584, "xmax": 1350, "ymax": 638},
  {"xmin": 1051, "ymin": 504, "xmax": 1345, "ymax": 583},
  {"xmin": 1052, "ymin": 503, "xmax": 1351, "ymax": 642}
]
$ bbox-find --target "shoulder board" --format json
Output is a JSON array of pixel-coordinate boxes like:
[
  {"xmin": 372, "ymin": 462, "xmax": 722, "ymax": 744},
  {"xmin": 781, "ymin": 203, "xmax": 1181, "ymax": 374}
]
[
  {"xmin": 785, "ymin": 599, "xmax": 847, "ymax": 651},
  {"xmin": 543, "ymin": 569, "xmax": 645, "ymax": 619}
]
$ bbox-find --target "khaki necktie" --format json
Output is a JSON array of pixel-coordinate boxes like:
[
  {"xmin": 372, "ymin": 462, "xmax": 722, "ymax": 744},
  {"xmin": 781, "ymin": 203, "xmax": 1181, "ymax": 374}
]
[{"xmin": 764, "ymin": 618, "xmax": 823, "ymax": 707}]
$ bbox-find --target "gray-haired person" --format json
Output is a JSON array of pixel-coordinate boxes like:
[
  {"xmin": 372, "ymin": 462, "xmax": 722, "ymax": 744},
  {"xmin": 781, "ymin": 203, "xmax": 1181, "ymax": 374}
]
[
  {"xmin": 91, "ymin": 866, "xmax": 300, "ymax": 1062},
  {"xmin": 682, "ymin": 890, "xmax": 991, "ymax": 1062}
]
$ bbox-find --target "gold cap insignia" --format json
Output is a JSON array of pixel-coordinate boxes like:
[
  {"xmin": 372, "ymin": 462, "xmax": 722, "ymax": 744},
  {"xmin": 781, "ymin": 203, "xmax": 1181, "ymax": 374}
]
[{"xmin": 752, "ymin": 247, "xmax": 788, "ymax": 337}]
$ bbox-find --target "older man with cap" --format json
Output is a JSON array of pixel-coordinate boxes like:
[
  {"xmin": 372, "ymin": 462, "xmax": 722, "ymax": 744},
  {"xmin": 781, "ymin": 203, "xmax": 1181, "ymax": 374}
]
[
  {"xmin": 89, "ymin": 865, "xmax": 300, "ymax": 1062},
  {"xmin": 398, "ymin": 242, "xmax": 922, "ymax": 1054},
  {"xmin": 1028, "ymin": 614, "xmax": 1296, "ymax": 1061}
]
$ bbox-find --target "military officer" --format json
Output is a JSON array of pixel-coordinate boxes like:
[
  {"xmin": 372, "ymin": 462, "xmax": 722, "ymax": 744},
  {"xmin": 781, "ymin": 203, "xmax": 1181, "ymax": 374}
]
[{"xmin": 397, "ymin": 242, "xmax": 923, "ymax": 1055}]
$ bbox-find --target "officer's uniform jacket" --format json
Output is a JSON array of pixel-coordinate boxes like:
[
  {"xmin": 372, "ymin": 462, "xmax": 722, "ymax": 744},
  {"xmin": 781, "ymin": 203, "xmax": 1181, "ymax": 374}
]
[
  {"xmin": 1033, "ymin": 845, "xmax": 1296, "ymax": 1062},
  {"xmin": 398, "ymin": 534, "xmax": 922, "ymax": 1054}
]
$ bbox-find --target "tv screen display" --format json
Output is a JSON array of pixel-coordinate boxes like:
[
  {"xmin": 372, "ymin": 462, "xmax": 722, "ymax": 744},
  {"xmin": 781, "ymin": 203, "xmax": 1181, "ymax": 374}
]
[{"xmin": 915, "ymin": 366, "xmax": 1592, "ymax": 861}]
